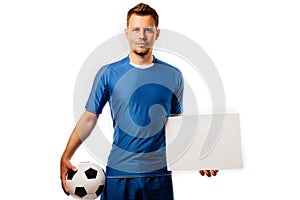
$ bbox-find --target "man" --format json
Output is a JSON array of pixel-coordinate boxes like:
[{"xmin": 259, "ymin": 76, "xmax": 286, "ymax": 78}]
[{"xmin": 60, "ymin": 3, "xmax": 218, "ymax": 200}]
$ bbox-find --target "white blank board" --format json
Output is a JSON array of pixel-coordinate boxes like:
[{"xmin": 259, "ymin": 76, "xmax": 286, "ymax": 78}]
[{"xmin": 165, "ymin": 113, "xmax": 243, "ymax": 170}]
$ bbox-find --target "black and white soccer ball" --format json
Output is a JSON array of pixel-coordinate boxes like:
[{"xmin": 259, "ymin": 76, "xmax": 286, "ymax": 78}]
[{"xmin": 66, "ymin": 161, "xmax": 105, "ymax": 199}]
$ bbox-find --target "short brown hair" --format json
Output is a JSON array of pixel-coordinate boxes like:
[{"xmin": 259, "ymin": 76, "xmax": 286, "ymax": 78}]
[{"xmin": 127, "ymin": 3, "xmax": 159, "ymax": 27}]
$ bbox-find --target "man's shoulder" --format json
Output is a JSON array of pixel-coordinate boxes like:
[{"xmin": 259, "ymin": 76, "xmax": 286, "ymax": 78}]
[
  {"xmin": 105, "ymin": 56, "xmax": 129, "ymax": 70},
  {"xmin": 155, "ymin": 57, "xmax": 182, "ymax": 75},
  {"xmin": 97, "ymin": 56, "xmax": 130, "ymax": 75}
]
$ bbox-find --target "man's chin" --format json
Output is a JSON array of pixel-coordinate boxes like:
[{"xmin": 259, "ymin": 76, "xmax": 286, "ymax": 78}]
[{"xmin": 132, "ymin": 48, "xmax": 151, "ymax": 56}]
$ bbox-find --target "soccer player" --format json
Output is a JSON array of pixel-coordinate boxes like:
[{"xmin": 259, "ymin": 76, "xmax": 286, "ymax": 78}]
[{"xmin": 60, "ymin": 3, "xmax": 218, "ymax": 199}]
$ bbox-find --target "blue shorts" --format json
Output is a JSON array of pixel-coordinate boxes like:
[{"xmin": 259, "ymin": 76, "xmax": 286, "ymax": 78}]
[{"xmin": 100, "ymin": 175, "xmax": 174, "ymax": 200}]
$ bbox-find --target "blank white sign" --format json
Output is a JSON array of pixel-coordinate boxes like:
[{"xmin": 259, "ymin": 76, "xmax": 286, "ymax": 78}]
[{"xmin": 165, "ymin": 113, "xmax": 243, "ymax": 170}]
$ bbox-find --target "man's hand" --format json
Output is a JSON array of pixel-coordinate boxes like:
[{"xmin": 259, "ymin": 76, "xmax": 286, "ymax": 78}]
[
  {"xmin": 60, "ymin": 159, "xmax": 78, "ymax": 195},
  {"xmin": 199, "ymin": 169, "xmax": 219, "ymax": 177}
]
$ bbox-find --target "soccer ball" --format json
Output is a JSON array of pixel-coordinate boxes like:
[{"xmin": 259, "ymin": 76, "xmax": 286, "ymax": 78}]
[{"xmin": 66, "ymin": 161, "xmax": 105, "ymax": 199}]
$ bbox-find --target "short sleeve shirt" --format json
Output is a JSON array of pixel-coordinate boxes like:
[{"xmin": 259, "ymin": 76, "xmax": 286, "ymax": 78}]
[{"xmin": 85, "ymin": 56, "xmax": 183, "ymax": 177}]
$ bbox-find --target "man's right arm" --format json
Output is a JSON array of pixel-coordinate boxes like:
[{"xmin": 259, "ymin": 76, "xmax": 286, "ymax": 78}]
[{"xmin": 60, "ymin": 110, "xmax": 99, "ymax": 195}]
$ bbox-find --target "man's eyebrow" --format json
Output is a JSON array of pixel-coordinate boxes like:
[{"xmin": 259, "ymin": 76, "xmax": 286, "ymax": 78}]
[{"xmin": 130, "ymin": 26, "xmax": 156, "ymax": 28}]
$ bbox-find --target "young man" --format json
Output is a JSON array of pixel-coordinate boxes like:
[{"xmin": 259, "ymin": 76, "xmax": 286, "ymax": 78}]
[{"xmin": 60, "ymin": 3, "xmax": 218, "ymax": 200}]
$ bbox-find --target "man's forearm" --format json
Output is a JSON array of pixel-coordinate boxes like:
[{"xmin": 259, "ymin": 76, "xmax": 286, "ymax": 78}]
[{"xmin": 61, "ymin": 127, "xmax": 82, "ymax": 161}]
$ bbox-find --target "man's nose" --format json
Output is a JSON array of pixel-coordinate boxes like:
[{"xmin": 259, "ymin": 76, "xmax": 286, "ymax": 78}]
[{"xmin": 139, "ymin": 29, "xmax": 146, "ymax": 40}]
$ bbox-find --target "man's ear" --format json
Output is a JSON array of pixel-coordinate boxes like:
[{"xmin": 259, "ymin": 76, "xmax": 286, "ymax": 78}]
[
  {"xmin": 155, "ymin": 29, "xmax": 160, "ymax": 40},
  {"xmin": 124, "ymin": 28, "xmax": 129, "ymax": 39}
]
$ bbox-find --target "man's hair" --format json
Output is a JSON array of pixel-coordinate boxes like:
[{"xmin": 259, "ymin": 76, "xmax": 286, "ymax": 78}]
[{"xmin": 127, "ymin": 3, "xmax": 159, "ymax": 27}]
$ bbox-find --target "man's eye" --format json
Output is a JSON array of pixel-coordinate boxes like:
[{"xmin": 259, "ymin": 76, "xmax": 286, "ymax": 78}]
[
  {"xmin": 145, "ymin": 28, "xmax": 156, "ymax": 34},
  {"xmin": 132, "ymin": 28, "xmax": 140, "ymax": 32}
]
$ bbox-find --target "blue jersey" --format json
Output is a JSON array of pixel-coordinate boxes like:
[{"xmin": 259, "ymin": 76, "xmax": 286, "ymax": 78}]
[{"xmin": 85, "ymin": 56, "xmax": 183, "ymax": 177}]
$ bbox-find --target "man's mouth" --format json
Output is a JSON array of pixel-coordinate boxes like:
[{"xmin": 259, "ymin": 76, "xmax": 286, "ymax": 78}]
[{"xmin": 136, "ymin": 43, "xmax": 148, "ymax": 47}]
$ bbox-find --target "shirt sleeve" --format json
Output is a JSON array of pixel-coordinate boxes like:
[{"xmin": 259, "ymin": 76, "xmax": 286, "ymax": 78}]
[
  {"xmin": 170, "ymin": 73, "xmax": 184, "ymax": 115},
  {"xmin": 85, "ymin": 66, "xmax": 110, "ymax": 114}
]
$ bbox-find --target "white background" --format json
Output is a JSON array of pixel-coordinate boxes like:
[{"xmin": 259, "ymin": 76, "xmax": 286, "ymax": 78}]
[{"xmin": 1, "ymin": 0, "xmax": 300, "ymax": 199}]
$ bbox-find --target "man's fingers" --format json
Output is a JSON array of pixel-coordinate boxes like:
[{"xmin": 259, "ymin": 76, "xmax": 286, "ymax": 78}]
[
  {"xmin": 61, "ymin": 175, "xmax": 70, "ymax": 195},
  {"xmin": 211, "ymin": 170, "xmax": 216, "ymax": 176},
  {"xmin": 199, "ymin": 169, "xmax": 219, "ymax": 177},
  {"xmin": 215, "ymin": 170, "xmax": 219, "ymax": 176},
  {"xmin": 71, "ymin": 166, "xmax": 78, "ymax": 172},
  {"xmin": 199, "ymin": 170, "xmax": 210, "ymax": 177},
  {"xmin": 204, "ymin": 170, "xmax": 211, "ymax": 177},
  {"xmin": 199, "ymin": 170, "xmax": 205, "ymax": 176},
  {"xmin": 60, "ymin": 162, "xmax": 74, "ymax": 196},
  {"xmin": 211, "ymin": 170, "xmax": 218, "ymax": 176}
]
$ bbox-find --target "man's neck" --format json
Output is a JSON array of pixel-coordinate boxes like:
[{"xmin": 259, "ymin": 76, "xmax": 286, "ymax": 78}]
[{"xmin": 129, "ymin": 50, "xmax": 154, "ymax": 65}]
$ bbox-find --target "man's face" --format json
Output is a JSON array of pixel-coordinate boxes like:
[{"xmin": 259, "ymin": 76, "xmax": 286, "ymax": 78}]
[{"xmin": 125, "ymin": 14, "xmax": 160, "ymax": 56}]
